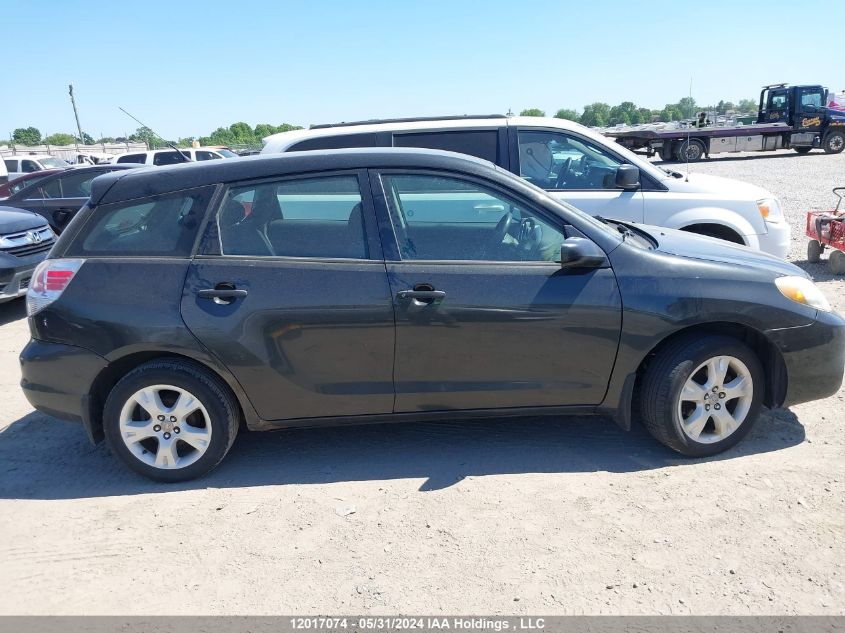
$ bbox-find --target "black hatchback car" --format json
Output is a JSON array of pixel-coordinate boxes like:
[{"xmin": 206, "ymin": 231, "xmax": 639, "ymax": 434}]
[{"xmin": 19, "ymin": 149, "xmax": 845, "ymax": 481}]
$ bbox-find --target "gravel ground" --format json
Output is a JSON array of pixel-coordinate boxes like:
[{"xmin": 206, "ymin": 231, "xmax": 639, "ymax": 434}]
[{"xmin": 0, "ymin": 149, "xmax": 843, "ymax": 616}]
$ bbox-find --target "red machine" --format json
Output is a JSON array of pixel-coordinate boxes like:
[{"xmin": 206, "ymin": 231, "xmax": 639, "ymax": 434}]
[{"xmin": 806, "ymin": 187, "xmax": 845, "ymax": 274}]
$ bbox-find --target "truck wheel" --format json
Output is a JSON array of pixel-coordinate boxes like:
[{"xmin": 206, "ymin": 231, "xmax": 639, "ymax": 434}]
[
  {"xmin": 639, "ymin": 334, "xmax": 763, "ymax": 457},
  {"xmin": 807, "ymin": 239, "xmax": 824, "ymax": 263},
  {"xmin": 830, "ymin": 250, "xmax": 845, "ymax": 275},
  {"xmin": 676, "ymin": 139, "xmax": 705, "ymax": 162},
  {"xmin": 823, "ymin": 131, "xmax": 845, "ymax": 154},
  {"xmin": 659, "ymin": 142, "xmax": 674, "ymax": 162},
  {"xmin": 794, "ymin": 147, "xmax": 812, "ymax": 154}
]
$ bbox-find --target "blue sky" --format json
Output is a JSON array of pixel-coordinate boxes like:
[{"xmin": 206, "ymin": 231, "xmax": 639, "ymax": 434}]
[{"xmin": 4, "ymin": 0, "xmax": 844, "ymax": 140}]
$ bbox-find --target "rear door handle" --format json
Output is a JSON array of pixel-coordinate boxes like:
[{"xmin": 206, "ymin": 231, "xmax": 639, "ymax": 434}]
[{"xmin": 396, "ymin": 290, "xmax": 446, "ymax": 301}]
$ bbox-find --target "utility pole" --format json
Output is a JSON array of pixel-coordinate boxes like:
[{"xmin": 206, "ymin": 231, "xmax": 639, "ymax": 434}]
[{"xmin": 68, "ymin": 84, "xmax": 85, "ymax": 144}]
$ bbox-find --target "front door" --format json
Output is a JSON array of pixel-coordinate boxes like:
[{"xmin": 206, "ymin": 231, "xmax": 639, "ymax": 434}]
[
  {"xmin": 514, "ymin": 127, "xmax": 644, "ymax": 223},
  {"xmin": 372, "ymin": 170, "xmax": 622, "ymax": 413},
  {"xmin": 181, "ymin": 171, "xmax": 395, "ymax": 422}
]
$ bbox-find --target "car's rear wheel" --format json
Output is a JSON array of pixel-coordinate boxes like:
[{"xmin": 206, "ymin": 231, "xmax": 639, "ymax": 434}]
[
  {"xmin": 807, "ymin": 239, "xmax": 824, "ymax": 263},
  {"xmin": 640, "ymin": 335, "xmax": 763, "ymax": 456},
  {"xmin": 103, "ymin": 359, "xmax": 239, "ymax": 481}
]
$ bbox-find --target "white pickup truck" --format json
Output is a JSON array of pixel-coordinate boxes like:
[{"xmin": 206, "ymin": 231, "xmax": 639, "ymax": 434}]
[{"xmin": 261, "ymin": 115, "xmax": 790, "ymax": 258}]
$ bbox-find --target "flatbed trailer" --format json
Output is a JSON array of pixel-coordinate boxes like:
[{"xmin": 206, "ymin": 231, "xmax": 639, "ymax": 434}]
[{"xmin": 605, "ymin": 83, "xmax": 845, "ymax": 161}]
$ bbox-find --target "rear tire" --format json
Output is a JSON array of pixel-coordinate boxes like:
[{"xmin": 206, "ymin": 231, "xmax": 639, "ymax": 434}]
[
  {"xmin": 639, "ymin": 334, "xmax": 763, "ymax": 457},
  {"xmin": 829, "ymin": 250, "xmax": 845, "ymax": 275},
  {"xmin": 823, "ymin": 131, "xmax": 845, "ymax": 155},
  {"xmin": 794, "ymin": 147, "xmax": 812, "ymax": 154},
  {"xmin": 807, "ymin": 239, "xmax": 824, "ymax": 263},
  {"xmin": 103, "ymin": 359, "xmax": 240, "ymax": 482},
  {"xmin": 676, "ymin": 139, "xmax": 706, "ymax": 162}
]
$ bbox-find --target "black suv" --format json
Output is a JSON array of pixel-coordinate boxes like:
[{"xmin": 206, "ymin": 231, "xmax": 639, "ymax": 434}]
[{"xmin": 19, "ymin": 149, "xmax": 845, "ymax": 481}]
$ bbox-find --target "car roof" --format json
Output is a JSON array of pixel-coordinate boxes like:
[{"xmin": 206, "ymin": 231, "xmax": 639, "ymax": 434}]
[
  {"xmin": 89, "ymin": 148, "xmax": 500, "ymax": 205},
  {"xmin": 7, "ymin": 164, "xmax": 141, "ymax": 200},
  {"xmin": 261, "ymin": 116, "xmax": 586, "ymax": 149}
]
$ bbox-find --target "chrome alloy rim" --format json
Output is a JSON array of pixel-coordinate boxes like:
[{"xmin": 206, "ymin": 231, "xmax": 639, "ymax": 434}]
[
  {"xmin": 119, "ymin": 385, "xmax": 212, "ymax": 469},
  {"xmin": 676, "ymin": 356, "xmax": 753, "ymax": 444}
]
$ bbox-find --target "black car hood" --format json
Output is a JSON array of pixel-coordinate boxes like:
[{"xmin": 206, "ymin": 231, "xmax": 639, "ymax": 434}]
[
  {"xmin": 637, "ymin": 224, "xmax": 803, "ymax": 277},
  {"xmin": 0, "ymin": 206, "xmax": 48, "ymax": 233}
]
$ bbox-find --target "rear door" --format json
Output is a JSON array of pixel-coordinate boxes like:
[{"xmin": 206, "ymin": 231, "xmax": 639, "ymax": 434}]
[
  {"xmin": 371, "ymin": 169, "xmax": 622, "ymax": 412},
  {"xmin": 180, "ymin": 170, "xmax": 396, "ymax": 422},
  {"xmin": 512, "ymin": 127, "xmax": 644, "ymax": 222}
]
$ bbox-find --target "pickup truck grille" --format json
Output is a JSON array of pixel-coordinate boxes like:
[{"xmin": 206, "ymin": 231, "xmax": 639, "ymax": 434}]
[{"xmin": 0, "ymin": 226, "xmax": 55, "ymax": 257}]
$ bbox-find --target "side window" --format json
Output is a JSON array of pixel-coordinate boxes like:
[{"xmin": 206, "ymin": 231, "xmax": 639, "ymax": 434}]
[
  {"xmin": 518, "ymin": 130, "xmax": 623, "ymax": 191},
  {"xmin": 381, "ymin": 174, "xmax": 564, "ymax": 262},
  {"xmin": 195, "ymin": 151, "xmax": 218, "ymax": 161},
  {"xmin": 22, "ymin": 160, "xmax": 40, "ymax": 173},
  {"xmin": 116, "ymin": 154, "xmax": 146, "ymax": 164},
  {"xmin": 24, "ymin": 178, "xmax": 60, "ymax": 199},
  {"xmin": 66, "ymin": 186, "xmax": 214, "ymax": 257},
  {"xmin": 287, "ymin": 133, "xmax": 378, "ymax": 152},
  {"xmin": 800, "ymin": 88, "xmax": 823, "ymax": 109},
  {"xmin": 769, "ymin": 92, "xmax": 787, "ymax": 110},
  {"xmin": 52, "ymin": 171, "xmax": 98, "ymax": 198},
  {"xmin": 4, "ymin": 160, "xmax": 16, "ymax": 172},
  {"xmin": 218, "ymin": 175, "xmax": 368, "ymax": 259},
  {"xmin": 153, "ymin": 151, "xmax": 189, "ymax": 166},
  {"xmin": 393, "ymin": 130, "xmax": 499, "ymax": 163}
]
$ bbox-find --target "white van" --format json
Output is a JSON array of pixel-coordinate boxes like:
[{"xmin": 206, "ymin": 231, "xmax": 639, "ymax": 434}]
[
  {"xmin": 3, "ymin": 155, "xmax": 70, "ymax": 180},
  {"xmin": 261, "ymin": 115, "xmax": 790, "ymax": 257},
  {"xmin": 112, "ymin": 147, "xmax": 237, "ymax": 166}
]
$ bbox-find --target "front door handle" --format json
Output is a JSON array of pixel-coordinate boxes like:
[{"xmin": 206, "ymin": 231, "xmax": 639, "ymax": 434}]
[
  {"xmin": 396, "ymin": 289, "xmax": 446, "ymax": 302},
  {"xmin": 198, "ymin": 285, "xmax": 248, "ymax": 304}
]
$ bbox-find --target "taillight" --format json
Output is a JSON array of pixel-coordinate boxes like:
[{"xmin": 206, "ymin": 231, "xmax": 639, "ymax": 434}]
[{"xmin": 26, "ymin": 258, "xmax": 84, "ymax": 316}]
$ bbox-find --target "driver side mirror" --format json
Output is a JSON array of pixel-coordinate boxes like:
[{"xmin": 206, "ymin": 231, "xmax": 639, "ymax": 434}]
[
  {"xmin": 560, "ymin": 237, "xmax": 608, "ymax": 270},
  {"xmin": 615, "ymin": 164, "xmax": 640, "ymax": 191}
]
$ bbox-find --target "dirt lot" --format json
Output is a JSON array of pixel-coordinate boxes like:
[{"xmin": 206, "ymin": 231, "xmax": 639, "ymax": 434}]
[{"xmin": 1, "ymin": 150, "xmax": 843, "ymax": 615}]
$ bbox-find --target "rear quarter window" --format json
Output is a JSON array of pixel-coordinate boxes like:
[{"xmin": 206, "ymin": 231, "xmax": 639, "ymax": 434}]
[
  {"xmin": 287, "ymin": 133, "xmax": 378, "ymax": 151},
  {"xmin": 64, "ymin": 186, "xmax": 215, "ymax": 257},
  {"xmin": 393, "ymin": 130, "xmax": 500, "ymax": 163}
]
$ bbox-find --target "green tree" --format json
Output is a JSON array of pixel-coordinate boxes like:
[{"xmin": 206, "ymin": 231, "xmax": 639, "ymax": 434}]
[
  {"xmin": 677, "ymin": 96, "xmax": 697, "ymax": 117},
  {"xmin": 520, "ymin": 108, "xmax": 545, "ymax": 117},
  {"xmin": 609, "ymin": 101, "xmax": 641, "ymax": 126},
  {"xmin": 79, "ymin": 132, "xmax": 95, "ymax": 145},
  {"xmin": 579, "ymin": 102, "xmax": 611, "ymax": 127},
  {"xmin": 737, "ymin": 98, "xmax": 757, "ymax": 113},
  {"xmin": 97, "ymin": 136, "xmax": 116, "ymax": 144},
  {"xmin": 637, "ymin": 108, "xmax": 654, "ymax": 123},
  {"xmin": 44, "ymin": 132, "xmax": 77, "ymax": 145},
  {"xmin": 12, "ymin": 127, "xmax": 42, "ymax": 145},
  {"xmin": 128, "ymin": 126, "xmax": 158, "ymax": 148},
  {"xmin": 553, "ymin": 108, "xmax": 579, "ymax": 121}
]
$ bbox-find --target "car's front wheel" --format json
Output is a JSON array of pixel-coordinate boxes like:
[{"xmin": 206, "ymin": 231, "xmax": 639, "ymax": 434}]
[
  {"xmin": 103, "ymin": 359, "xmax": 240, "ymax": 481},
  {"xmin": 640, "ymin": 335, "xmax": 763, "ymax": 456}
]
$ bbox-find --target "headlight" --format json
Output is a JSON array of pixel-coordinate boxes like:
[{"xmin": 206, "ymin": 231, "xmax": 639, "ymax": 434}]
[
  {"xmin": 775, "ymin": 276, "xmax": 831, "ymax": 312},
  {"xmin": 758, "ymin": 198, "xmax": 784, "ymax": 223}
]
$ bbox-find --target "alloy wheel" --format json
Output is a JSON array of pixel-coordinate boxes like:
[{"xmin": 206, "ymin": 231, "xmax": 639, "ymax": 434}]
[
  {"xmin": 118, "ymin": 384, "xmax": 212, "ymax": 469},
  {"xmin": 676, "ymin": 355, "xmax": 754, "ymax": 444}
]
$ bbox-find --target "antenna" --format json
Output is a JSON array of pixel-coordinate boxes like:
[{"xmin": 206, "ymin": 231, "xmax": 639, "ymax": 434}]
[
  {"xmin": 685, "ymin": 77, "xmax": 692, "ymax": 182},
  {"xmin": 118, "ymin": 107, "xmax": 190, "ymax": 161},
  {"xmin": 68, "ymin": 84, "xmax": 85, "ymax": 144}
]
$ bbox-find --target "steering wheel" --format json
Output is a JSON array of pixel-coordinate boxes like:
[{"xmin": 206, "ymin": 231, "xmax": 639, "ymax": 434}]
[
  {"xmin": 492, "ymin": 211, "xmax": 514, "ymax": 245},
  {"xmin": 554, "ymin": 157, "xmax": 572, "ymax": 189}
]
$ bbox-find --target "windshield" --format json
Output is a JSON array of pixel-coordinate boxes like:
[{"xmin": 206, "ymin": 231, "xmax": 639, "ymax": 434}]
[
  {"xmin": 39, "ymin": 157, "xmax": 70, "ymax": 169},
  {"xmin": 217, "ymin": 149, "xmax": 238, "ymax": 158}
]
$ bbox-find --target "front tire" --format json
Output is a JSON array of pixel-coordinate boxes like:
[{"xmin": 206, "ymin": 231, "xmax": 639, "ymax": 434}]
[
  {"xmin": 640, "ymin": 335, "xmax": 763, "ymax": 457},
  {"xmin": 823, "ymin": 131, "xmax": 845, "ymax": 155},
  {"xmin": 807, "ymin": 239, "xmax": 824, "ymax": 263},
  {"xmin": 103, "ymin": 359, "xmax": 240, "ymax": 482},
  {"xmin": 830, "ymin": 250, "xmax": 845, "ymax": 275}
]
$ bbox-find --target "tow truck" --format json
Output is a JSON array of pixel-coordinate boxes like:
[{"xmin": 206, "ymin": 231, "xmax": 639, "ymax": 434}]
[{"xmin": 605, "ymin": 84, "xmax": 845, "ymax": 161}]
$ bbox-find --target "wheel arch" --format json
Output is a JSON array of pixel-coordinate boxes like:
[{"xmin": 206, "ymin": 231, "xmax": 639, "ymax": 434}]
[
  {"xmin": 679, "ymin": 223, "xmax": 745, "ymax": 244},
  {"xmin": 634, "ymin": 321, "xmax": 788, "ymax": 409},
  {"xmin": 85, "ymin": 350, "xmax": 257, "ymax": 443},
  {"xmin": 661, "ymin": 206, "xmax": 760, "ymax": 243}
]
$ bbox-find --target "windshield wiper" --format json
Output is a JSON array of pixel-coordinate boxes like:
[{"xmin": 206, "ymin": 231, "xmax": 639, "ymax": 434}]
[{"xmin": 595, "ymin": 215, "xmax": 633, "ymax": 240}]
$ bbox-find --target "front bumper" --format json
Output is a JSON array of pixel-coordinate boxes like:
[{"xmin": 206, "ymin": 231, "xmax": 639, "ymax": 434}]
[
  {"xmin": 19, "ymin": 339, "xmax": 108, "ymax": 432},
  {"xmin": 0, "ymin": 249, "xmax": 50, "ymax": 303},
  {"xmin": 766, "ymin": 309, "xmax": 845, "ymax": 407},
  {"xmin": 755, "ymin": 220, "xmax": 791, "ymax": 260}
]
